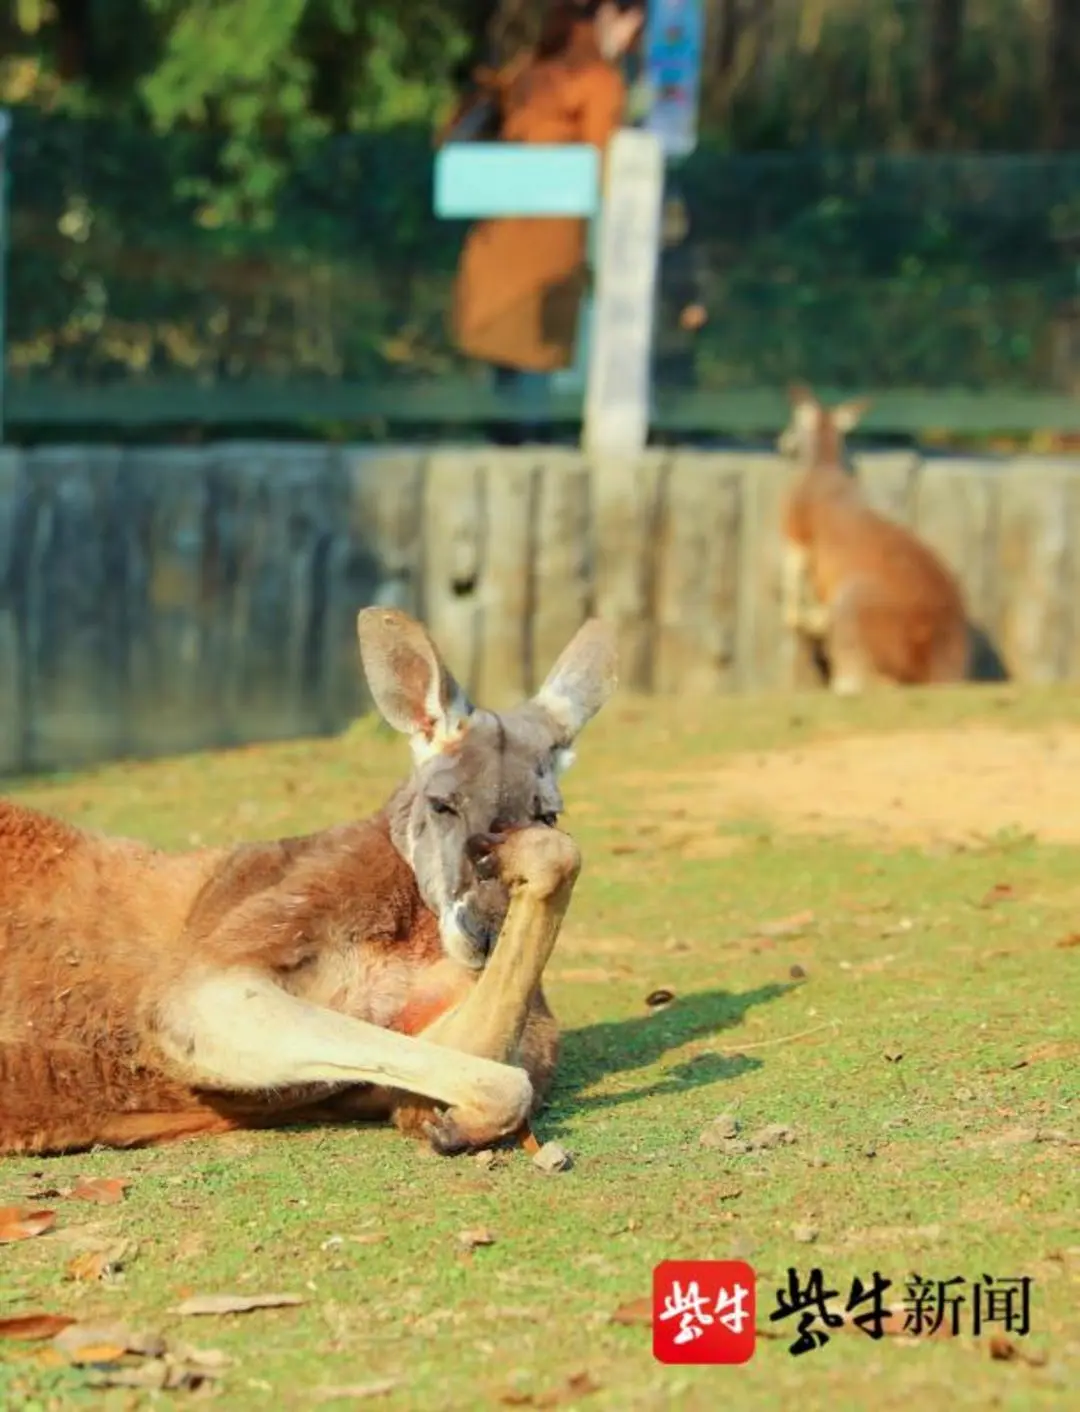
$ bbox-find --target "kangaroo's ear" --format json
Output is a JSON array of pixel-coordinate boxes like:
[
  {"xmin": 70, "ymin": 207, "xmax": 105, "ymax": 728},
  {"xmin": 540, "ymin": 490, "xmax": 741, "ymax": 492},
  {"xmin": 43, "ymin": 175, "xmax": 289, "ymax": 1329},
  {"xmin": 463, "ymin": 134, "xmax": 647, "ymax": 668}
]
[
  {"xmin": 357, "ymin": 608, "xmax": 474, "ymax": 762},
  {"xmin": 832, "ymin": 397, "xmax": 872, "ymax": 433},
  {"xmin": 788, "ymin": 382, "xmax": 818, "ymax": 409},
  {"xmin": 533, "ymin": 619, "xmax": 618, "ymax": 747}
]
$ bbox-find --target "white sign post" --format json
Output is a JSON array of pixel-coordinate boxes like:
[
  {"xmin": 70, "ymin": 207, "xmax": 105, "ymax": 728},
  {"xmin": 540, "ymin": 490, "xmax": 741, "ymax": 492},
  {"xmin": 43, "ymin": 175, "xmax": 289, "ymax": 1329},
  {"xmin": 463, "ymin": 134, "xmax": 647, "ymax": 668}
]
[{"xmin": 582, "ymin": 128, "xmax": 665, "ymax": 456}]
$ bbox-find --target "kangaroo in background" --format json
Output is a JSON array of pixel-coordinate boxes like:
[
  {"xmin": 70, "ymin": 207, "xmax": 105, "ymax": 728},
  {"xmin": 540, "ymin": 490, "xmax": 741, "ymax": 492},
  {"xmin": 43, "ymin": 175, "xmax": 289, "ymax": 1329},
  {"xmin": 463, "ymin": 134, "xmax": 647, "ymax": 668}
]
[
  {"xmin": 777, "ymin": 384, "xmax": 969, "ymax": 694},
  {"xmin": 0, "ymin": 608, "xmax": 616, "ymax": 1159}
]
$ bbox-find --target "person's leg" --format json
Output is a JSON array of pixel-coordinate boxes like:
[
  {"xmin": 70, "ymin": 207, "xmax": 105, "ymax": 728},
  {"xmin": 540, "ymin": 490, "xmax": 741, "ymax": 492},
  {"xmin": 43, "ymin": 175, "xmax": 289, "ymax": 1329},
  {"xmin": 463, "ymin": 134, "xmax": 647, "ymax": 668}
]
[
  {"xmin": 515, "ymin": 368, "xmax": 553, "ymax": 444},
  {"xmin": 489, "ymin": 364, "xmax": 524, "ymax": 445},
  {"xmin": 489, "ymin": 364, "xmax": 552, "ymax": 445}
]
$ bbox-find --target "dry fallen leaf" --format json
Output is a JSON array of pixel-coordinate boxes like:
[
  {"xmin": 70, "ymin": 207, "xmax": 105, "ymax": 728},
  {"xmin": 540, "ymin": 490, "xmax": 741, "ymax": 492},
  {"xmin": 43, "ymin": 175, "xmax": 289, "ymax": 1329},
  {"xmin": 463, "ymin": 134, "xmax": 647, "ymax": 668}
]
[
  {"xmin": 500, "ymin": 1371, "xmax": 602, "ymax": 1408},
  {"xmin": 456, "ymin": 1227, "xmax": 496, "ymax": 1251},
  {"xmin": 173, "ymin": 1293, "xmax": 305, "ymax": 1317},
  {"xmin": 609, "ymin": 1296, "xmax": 652, "ymax": 1326},
  {"xmin": 70, "ymin": 1177, "xmax": 130, "ymax": 1206},
  {"xmin": 1054, "ymin": 932, "xmax": 1080, "ymax": 949},
  {"xmin": 979, "ymin": 883, "xmax": 1016, "ymax": 908},
  {"xmin": 0, "ymin": 1313, "xmax": 77, "ymax": 1342},
  {"xmin": 757, "ymin": 910, "xmax": 815, "ymax": 939},
  {"xmin": 87, "ymin": 1360, "xmax": 218, "ymax": 1392},
  {"xmin": 985, "ymin": 1336, "xmax": 1047, "ymax": 1366},
  {"xmin": 86, "ymin": 1344, "xmax": 231, "ymax": 1392},
  {"xmin": 563, "ymin": 1372, "xmax": 601, "ymax": 1400},
  {"xmin": 0, "ymin": 1207, "xmax": 57, "ymax": 1244},
  {"xmin": 832, "ymin": 1303, "xmax": 957, "ymax": 1342},
  {"xmin": 1024, "ymin": 1040, "xmax": 1080, "ymax": 1064},
  {"xmin": 645, "ymin": 988, "xmax": 675, "ymax": 1010},
  {"xmin": 313, "ymin": 1379, "xmax": 401, "ymax": 1403},
  {"xmin": 66, "ymin": 1241, "xmax": 132, "ymax": 1284},
  {"xmin": 53, "ymin": 1320, "xmax": 166, "ymax": 1363},
  {"xmin": 1035, "ymin": 1129, "xmax": 1079, "ymax": 1147}
]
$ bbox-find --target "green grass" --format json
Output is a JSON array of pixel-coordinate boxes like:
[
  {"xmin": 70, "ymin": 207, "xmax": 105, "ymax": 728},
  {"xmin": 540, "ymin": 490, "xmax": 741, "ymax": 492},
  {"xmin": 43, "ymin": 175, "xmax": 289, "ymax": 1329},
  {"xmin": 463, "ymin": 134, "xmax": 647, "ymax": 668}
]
[{"xmin": 2, "ymin": 686, "xmax": 1078, "ymax": 1410}]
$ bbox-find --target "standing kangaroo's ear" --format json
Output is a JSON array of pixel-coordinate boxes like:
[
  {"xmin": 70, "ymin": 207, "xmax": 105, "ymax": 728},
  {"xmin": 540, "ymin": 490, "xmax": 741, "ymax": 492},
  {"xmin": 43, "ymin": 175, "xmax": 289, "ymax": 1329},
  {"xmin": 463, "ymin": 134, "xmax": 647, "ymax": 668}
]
[
  {"xmin": 357, "ymin": 608, "xmax": 474, "ymax": 762},
  {"xmin": 533, "ymin": 618, "xmax": 618, "ymax": 747},
  {"xmin": 787, "ymin": 382, "xmax": 818, "ymax": 409},
  {"xmin": 832, "ymin": 397, "xmax": 872, "ymax": 433}
]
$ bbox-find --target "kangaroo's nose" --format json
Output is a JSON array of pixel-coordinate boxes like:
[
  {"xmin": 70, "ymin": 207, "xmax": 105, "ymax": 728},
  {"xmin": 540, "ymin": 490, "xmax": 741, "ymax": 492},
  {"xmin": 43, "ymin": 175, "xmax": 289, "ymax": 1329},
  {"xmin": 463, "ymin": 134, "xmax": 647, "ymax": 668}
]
[{"xmin": 465, "ymin": 831, "xmax": 502, "ymax": 880}]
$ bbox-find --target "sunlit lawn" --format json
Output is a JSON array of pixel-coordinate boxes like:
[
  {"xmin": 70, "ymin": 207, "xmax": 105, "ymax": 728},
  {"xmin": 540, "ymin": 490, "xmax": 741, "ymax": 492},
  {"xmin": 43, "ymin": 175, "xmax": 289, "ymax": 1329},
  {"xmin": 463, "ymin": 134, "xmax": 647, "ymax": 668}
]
[{"xmin": 1, "ymin": 685, "xmax": 1077, "ymax": 1409}]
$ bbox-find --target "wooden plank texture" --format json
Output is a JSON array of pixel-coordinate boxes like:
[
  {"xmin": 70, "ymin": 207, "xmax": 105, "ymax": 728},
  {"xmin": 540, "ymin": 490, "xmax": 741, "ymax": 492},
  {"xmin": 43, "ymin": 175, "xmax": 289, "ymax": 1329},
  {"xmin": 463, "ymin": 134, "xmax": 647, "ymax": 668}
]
[
  {"xmin": 913, "ymin": 457, "xmax": 1004, "ymax": 677},
  {"xmin": 530, "ymin": 451, "xmax": 592, "ymax": 692},
  {"xmin": 996, "ymin": 459, "xmax": 1079, "ymax": 683},
  {"xmin": 126, "ymin": 446, "xmax": 217, "ymax": 757},
  {"xmin": 651, "ymin": 453, "xmax": 742, "ymax": 695},
  {"xmin": 421, "ymin": 450, "xmax": 485, "ymax": 699},
  {"xmin": 731, "ymin": 452, "xmax": 800, "ymax": 692},
  {"xmin": 208, "ymin": 444, "xmax": 337, "ymax": 744},
  {"xmin": 591, "ymin": 450, "xmax": 670, "ymax": 691},
  {"xmin": 474, "ymin": 451, "xmax": 536, "ymax": 708},
  {"xmin": 19, "ymin": 446, "xmax": 129, "ymax": 770},
  {"xmin": 854, "ymin": 451, "xmax": 920, "ymax": 526},
  {"xmin": 0, "ymin": 449, "xmax": 24, "ymax": 774},
  {"xmin": 337, "ymin": 447, "xmax": 427, "ymax": 721},
  {"xmin": 7, "ymin": 440, "xmax": 1080, "ymax": 777}
]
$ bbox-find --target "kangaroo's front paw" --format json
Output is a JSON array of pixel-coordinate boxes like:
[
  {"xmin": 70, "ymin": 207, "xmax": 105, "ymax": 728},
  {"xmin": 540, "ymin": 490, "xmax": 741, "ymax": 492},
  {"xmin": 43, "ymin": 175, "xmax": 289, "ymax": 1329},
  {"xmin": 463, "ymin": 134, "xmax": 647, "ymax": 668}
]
[
  {"xmin": 407, "ymin": 1069, "xmax": 533, "ymax": 1157},
  {"xmin": 802, "ymin": 604, "xmax": 831, "ymax": 636},
  {"xmin": 782, "ymin": 604, "xmax": 804, "ymax": 632}
]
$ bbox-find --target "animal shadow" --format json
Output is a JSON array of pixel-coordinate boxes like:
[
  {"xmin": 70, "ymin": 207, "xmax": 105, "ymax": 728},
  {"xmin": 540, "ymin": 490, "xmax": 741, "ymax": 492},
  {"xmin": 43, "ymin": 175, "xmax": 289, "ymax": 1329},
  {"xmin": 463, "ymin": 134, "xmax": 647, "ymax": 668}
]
[
  {"xmin": 545, "ymin": 982, "xmax": 793, "ymax": 1120},
  {"xmin": 967, "ymin": 622, "xmax": 1010, "ymax": 683}
]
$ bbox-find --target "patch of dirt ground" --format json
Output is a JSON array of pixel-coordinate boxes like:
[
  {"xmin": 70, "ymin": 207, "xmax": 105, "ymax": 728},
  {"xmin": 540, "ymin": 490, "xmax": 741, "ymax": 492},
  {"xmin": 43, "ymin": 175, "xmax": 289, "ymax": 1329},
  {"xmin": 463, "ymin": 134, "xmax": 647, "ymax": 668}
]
[{"xmin": 645, "ymin": 727, "xmax": 1080, "ymax": 846}]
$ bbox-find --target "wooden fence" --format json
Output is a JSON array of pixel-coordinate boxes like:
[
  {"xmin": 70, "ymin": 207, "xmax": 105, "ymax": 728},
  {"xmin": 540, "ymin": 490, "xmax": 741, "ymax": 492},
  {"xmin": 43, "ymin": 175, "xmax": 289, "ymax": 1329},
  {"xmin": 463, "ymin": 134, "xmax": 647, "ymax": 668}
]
[{"xmin": 2, "ymin": 441, "xmax": 1079, "ymax": 776}]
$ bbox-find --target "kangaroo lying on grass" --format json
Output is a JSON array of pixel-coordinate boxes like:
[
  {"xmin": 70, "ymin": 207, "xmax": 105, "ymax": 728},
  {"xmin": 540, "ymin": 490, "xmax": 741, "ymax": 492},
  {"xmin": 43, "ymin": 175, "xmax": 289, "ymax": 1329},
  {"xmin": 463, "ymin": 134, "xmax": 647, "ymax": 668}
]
[
  {"xmin": 0, "ymin": 608, "xmax": 616, "ymax": 1158},
  {"xmin": 778, "ymin": 383, "xmax": 969, "ymax": 693}
]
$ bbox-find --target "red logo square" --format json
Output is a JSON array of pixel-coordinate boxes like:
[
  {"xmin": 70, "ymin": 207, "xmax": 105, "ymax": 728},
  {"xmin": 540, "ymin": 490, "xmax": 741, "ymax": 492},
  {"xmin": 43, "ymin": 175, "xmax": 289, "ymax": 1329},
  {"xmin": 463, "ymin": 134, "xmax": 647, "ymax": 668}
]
[{"xmin": 652, "ymin": 1260, "xmax": 757, "ymax": 1364}]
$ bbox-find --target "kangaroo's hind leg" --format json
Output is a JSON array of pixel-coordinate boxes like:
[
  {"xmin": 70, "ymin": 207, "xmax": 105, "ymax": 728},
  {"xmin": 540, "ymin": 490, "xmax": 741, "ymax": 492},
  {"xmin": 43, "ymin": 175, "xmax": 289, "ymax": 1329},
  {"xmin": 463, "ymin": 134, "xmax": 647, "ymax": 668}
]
[{"xmin": 826, "ymin": 578, "xmax": 892, "ymax": 696}]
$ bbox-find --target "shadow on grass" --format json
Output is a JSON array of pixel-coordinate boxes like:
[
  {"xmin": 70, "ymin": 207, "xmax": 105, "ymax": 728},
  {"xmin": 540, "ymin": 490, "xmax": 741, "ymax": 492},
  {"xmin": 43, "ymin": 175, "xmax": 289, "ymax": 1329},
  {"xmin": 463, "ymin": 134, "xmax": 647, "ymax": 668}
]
[
  {"xmin": 546, "ymin": 982, "xmax": 793, "ymax": 1117},
  {"xmin": 271, "ymin": 984, "xmax": 791, "ymax": 1147}
]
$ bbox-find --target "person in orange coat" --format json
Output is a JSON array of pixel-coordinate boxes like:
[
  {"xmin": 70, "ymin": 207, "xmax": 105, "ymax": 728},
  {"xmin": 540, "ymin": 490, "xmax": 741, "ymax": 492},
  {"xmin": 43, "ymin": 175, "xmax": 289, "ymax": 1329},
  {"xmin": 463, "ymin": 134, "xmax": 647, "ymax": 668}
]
[{"xmin": 448, "ymin": 0, "xmax": 646, "ymax": 443}]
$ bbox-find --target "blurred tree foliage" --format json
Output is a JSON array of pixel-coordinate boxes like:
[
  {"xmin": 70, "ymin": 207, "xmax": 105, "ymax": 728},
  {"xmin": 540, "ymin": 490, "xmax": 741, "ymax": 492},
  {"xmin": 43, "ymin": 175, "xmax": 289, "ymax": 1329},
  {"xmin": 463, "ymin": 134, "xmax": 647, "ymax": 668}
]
[
  {"xmin": 1, "ymin": 0, "xmax": 1078, "ymax": 403},
  {"xmin": 2, "ymin": 0, "xmax": 489, "ymax": 218}
]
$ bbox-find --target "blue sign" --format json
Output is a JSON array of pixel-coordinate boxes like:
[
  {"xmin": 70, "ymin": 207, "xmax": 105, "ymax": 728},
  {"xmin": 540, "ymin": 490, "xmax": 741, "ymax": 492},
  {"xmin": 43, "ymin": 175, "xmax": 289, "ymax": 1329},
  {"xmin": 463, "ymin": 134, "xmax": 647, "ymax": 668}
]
[
  {"xmin": 643, "ymin": 0, "xmax": 704, "ymax": 158},
  {"xmin": 434, "ymin": 143, "xmax": 601, "ymax": 219}
]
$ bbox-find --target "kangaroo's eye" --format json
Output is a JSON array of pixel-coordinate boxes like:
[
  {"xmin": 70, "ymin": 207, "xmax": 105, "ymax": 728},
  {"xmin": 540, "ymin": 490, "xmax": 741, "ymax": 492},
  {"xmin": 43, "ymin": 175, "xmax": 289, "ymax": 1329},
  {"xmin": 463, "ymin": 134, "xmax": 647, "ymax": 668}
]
[
  {"xmin": 429, "ymin": 797, "xmax": 458, "ymax": 817},
  {"xmin": 538, "ymin": 811, "xmax": 558, "ymax": 828}
]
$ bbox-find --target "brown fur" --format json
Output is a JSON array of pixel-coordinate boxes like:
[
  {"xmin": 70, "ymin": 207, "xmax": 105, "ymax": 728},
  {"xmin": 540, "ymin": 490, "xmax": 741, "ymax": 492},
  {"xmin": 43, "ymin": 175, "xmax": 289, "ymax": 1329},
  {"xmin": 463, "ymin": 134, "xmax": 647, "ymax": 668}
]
[
  {"xmin": 0, "ymin": 796, "xmax": 558, "ymax": 1156},
  {"xmin": 779, "ymin": 385, "xmax": 969, "ymax": 690}
]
